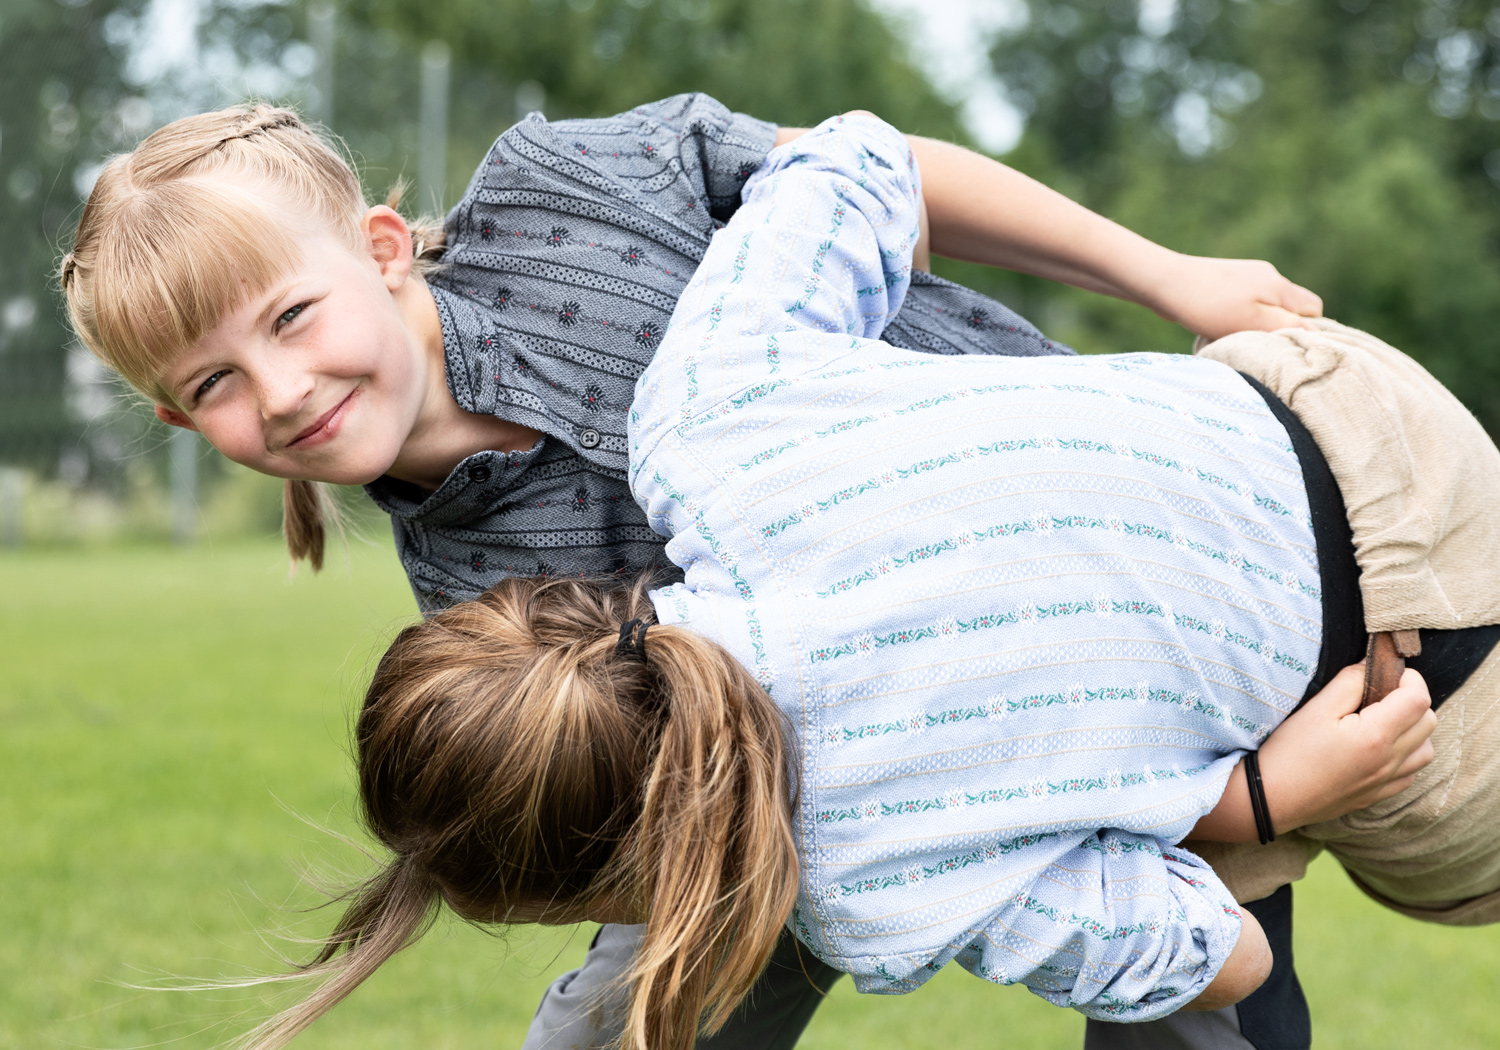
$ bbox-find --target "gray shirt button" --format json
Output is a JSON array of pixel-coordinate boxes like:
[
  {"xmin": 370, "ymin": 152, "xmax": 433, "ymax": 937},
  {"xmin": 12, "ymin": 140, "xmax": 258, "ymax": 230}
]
[
  {"xmin": 467, "ymin": 464, "xmax": 491, "ymax": 484},
  {"xmin": 579, "ymin": 427, "xmax": 602, "ymax": 449}
]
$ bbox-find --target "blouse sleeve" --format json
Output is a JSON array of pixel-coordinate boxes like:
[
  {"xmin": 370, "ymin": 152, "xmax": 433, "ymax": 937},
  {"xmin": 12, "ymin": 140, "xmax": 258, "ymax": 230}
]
[
  {"xmin": 983, "ymin": 837, "xmax": 1241, "ymax": 1021},
  {"xmin": 629, "ymin": 111, "xmax": 923, "ymax": 482},
  {"xmin": 841, "ymin": 833, "xmax": 1243, "ymax": 1022}
]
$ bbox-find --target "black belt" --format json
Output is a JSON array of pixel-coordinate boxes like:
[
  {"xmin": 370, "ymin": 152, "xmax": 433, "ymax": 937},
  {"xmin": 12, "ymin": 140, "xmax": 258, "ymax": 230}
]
[{"xmin": 1239, "ymin": 372, "xmax": 1500, "ymax": 710}]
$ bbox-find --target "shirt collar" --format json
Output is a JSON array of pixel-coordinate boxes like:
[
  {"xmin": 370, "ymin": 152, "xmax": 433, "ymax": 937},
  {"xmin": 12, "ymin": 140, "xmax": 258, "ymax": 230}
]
[{"xmin": 364, "ymin": 438, "xmax": 545, "ymax": 526}]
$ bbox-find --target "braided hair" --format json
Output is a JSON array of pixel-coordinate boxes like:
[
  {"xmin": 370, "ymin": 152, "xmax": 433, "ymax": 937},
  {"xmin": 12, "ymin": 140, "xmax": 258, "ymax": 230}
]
[{"xmin": 60, "ymin": 102, "xmax": 446, "ymax": 570}]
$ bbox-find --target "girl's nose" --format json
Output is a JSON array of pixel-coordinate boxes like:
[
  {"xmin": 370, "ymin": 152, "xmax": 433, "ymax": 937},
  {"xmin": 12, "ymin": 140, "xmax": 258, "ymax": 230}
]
[{"xmin": 256, "ymin": 368, "xmax": 316, "ymax": 422}]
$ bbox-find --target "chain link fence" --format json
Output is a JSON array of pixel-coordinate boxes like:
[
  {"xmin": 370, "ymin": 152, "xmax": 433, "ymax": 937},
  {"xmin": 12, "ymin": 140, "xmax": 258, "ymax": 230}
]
[{"xmin": 0, "ymin": 0, "xmax": 544, "ymax": 547}]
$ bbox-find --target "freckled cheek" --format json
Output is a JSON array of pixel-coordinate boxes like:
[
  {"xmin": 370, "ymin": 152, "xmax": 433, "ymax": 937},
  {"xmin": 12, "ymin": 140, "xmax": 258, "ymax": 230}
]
[{"xmin": 198, "ymin": 409, "xmax": 275, "ymax": 466}]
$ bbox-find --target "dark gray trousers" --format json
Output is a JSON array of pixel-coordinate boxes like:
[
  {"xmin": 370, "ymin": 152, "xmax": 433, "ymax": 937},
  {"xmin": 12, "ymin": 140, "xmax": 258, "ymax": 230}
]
[
  {"xmin": 522, "ymin": 885, "xmax": 1309, "ymax": 1050},
  {"xmin": 522, "ymin": 923, "xmax": 842, "ymax": 1050}
]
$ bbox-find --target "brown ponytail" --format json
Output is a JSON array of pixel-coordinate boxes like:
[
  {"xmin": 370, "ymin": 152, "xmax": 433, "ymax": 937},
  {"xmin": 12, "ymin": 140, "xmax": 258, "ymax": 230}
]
[
  {"xmin": 621, "ymin": 622, "xmax": 799, "ymax": 1049},
  {"xmin": 242, "ymin": 576, "xmax": 798, "ymax": 1050}
]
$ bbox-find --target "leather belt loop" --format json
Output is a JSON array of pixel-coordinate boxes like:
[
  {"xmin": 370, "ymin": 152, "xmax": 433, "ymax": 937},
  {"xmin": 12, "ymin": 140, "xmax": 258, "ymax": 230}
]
[{"xmin": 1361, "ymin": 630, "xmax": 1417, "ymax": 710}]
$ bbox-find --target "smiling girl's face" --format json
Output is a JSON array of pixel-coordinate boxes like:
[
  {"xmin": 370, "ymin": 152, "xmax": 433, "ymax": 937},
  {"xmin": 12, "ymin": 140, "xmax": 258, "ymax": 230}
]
[{"xmin": 154, "ymin": 204, "xmax": 434, "ymax": 486}]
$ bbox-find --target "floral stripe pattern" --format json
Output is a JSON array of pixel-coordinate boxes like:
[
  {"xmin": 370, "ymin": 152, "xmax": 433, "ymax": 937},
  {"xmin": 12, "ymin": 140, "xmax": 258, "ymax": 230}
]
[
  {"xmin": 726, "ymin": 373, "xmax": 1298, "ymax": 479},
  {"xmin": 822, "ymin": 680, "xmax": 1267, "ymax": 747},
  {"xmin": 786, "ymin": 198, "xmax": 847, "ymax": 315},
  {"xmin": 814, "ymin": 761, "xmax": 1214, "ymax": 824},
  {"xmin": 630, "ymin": 118, "xmax": 1268, "ymax": 1021},
  {"xmin": 645, "ymin": 470, "xmax": 776, "ymax": 692},
  {"xmin": 810, "ymin": 513, "xmax": 1318, "ymax": 602},
  {"xmin": 830, "ymin": 832, "xmax": 1060, "ymax": 896},
  {"xmin": 755, "ymin": 431, "xmax": 1304, "ymax": 542},
  {"xmin": 806, "ymin": 595, "xmax": 1311, "ymax": 677}
]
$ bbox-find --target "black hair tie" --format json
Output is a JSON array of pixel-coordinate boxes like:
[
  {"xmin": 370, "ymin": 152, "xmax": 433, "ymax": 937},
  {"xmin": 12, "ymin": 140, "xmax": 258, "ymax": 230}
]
[
  {"xmin": 616, "ymin": 619, "xmax": 650, "ymax": 664},
  {"xmin": 1245, "ymin": 750, "xmax": 1275, "ymax": 845}
]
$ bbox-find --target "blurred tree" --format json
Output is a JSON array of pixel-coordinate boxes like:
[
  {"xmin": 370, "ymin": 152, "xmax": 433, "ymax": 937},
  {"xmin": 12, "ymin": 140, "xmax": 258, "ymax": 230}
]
[
  {"xmin": 976, "ymin": 0, "xmax": 1500, "ymax": 431},
  {"xmin": 344, "ymin": 0, "xmax": 965, "ymax": 133},
  {"xmin": 301, "ymin": 0, "xmax": 967, "ymax": 209},
  {"xmin": 0, "ymin": 0, "xmax": 149, "ymax": 477}
]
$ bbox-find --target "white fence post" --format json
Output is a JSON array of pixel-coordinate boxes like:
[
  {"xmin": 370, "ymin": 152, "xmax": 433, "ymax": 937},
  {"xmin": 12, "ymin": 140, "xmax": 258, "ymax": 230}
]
[
  {"xmin": 419, "ymin": 41, "xmax": 451, "ymax": 214},
  {"xmin": 169, "ymin": 428, "xmax": 198, "ymax": 546},
  {"xmin": 309, "ymin": 1, "xmax": 337, "ymax": 126},
  {"xmin": 515, "ymin": 80, "xmax": 545, "ymax": 123},
  {"xmin": 0, "ymin": 468, "xmax": 22, "ymax": 547}
]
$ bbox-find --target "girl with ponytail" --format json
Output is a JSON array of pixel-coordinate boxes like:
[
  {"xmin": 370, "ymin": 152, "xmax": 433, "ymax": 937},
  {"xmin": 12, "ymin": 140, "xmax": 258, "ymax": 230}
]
[
  {"xmin": 243, "ymin": 114, "xmax": 1453, "ymax": 1048},
  {"xmin": 240, "ymin": 576, "xmax": 797, "ymax": 1050}
]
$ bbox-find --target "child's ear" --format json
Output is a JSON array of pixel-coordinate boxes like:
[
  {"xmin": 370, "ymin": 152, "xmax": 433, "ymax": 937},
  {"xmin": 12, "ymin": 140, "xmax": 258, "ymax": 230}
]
[
  {"xmin": 363, "ymin": 206, "xmax": 415, "ymax": 291},
  {"xmin": 154, "ymin": 404, "xmax": 199, "ymax": 431}
]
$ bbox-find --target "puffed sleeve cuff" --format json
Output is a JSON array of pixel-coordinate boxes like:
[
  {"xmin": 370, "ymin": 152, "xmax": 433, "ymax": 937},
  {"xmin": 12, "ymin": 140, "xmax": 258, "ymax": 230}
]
[{"xmin": 1073, "ymin": 846, "xmax": 1244, "ymax": 1022}]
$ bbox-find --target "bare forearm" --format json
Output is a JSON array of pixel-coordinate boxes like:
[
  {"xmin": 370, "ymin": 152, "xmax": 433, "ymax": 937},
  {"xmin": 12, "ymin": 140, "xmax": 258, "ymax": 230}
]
[
  {"xmin": 1190, "ymin": 665, "xmax": 1436, "ymax": 843},
  {"xmin": 905, "ymin": 135, "xmax": 1172, "ymax": 303},
  {"xmin": 775, "ymin": 126, "xmax": 1156, "ymax": 299},
  {"xmin": 1189, "ymin": 760, "xmax": 1266, "ymax": 843},
  {"xmin": 774, "ymin": 120, "xmax": 1323, "ymax": 339}
]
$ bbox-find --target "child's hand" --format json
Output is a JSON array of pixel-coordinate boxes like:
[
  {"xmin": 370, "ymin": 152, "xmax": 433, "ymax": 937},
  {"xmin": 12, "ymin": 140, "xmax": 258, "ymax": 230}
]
[
  {"xmin": 1260, "ymin": 663, "xmax": 1436, "ymax": 830},
  {"xmin": 1146, "ymin": 253, "xmax": 1324, "ymax": 342},
  {"xmin": 1188, "ymin": 663, "xmax": 1435, "ymax": 842}
]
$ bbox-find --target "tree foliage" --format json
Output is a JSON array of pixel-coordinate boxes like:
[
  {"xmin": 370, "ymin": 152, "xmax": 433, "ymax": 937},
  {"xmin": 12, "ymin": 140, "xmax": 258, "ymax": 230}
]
[
  {"xmin": 342, "ymin": 0, "xmax": 963, "ymax": 134},
  {"xmin": 317, "ymin": 0, "xmax": 967, "ymax": 214},
  {"xmin": 979, "ymin": 0, "xmax": 1500, "ymax": 430},
  {"xmin": 0, "ymin": 0, "xmax": 148, "ymax": 472}
]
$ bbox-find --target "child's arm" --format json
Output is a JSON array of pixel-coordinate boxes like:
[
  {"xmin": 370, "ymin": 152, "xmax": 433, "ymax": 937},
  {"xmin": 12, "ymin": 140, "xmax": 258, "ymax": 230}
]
[
  {"xmin": 1182, "ymin": 908, "xmax": 1272, "ymax": 1012},
  {"xmin": 1189, "ymin": 664, "xmax": 1437, "ymax": 842},
  {"xmin": 776, "ymin": 127, "xmax": 1323, "ymax": 341},
  {"xmin": 630, "ymin": 112, "xmax": 919, "ymax": 478}
]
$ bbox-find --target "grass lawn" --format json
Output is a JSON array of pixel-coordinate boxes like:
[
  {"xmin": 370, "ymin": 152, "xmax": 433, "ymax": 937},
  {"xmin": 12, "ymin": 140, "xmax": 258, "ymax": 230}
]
[{"xmin": 3, "ymin": 537, "xmax": 1498, "ymax": 1049}]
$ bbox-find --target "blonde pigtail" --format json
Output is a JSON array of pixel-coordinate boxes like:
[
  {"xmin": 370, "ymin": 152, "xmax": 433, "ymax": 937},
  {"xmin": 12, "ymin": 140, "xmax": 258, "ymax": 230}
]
[{"xmin": 282, "ymin": 479, "xmax": 344, "ymax": 572}]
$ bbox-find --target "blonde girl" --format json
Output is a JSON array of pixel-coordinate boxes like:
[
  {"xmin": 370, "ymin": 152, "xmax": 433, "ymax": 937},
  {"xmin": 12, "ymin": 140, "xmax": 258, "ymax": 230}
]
[{"xmin": 226, "ymin": 115, "xmax": 1444, "ymax": 1050}]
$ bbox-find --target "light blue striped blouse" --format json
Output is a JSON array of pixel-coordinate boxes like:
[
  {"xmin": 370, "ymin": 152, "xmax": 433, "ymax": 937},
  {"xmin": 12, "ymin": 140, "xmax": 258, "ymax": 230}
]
[{"xmin": 628, "ymin": 114, "xmax": 1320, "ymax": 1020}]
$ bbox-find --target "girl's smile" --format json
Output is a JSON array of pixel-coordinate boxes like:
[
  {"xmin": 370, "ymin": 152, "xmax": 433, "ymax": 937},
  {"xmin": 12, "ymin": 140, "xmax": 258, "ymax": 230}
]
[
  {"xmin": 284, "ymin": 387, "xmax": 360, "ymax": 450},
  {"xmin": 154, "ymin": 205, "xmax": 539, "ymax": 490}
]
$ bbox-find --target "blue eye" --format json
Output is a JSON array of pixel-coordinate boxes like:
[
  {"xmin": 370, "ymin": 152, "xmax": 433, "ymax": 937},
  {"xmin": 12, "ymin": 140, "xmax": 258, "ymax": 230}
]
[
  {"xmin": 194, "ymin": 369, "xmax": 229, "ymax": 401},
  {"xmin": 276, "ymin": 302, "xmax": 308, "ymax": 330}
]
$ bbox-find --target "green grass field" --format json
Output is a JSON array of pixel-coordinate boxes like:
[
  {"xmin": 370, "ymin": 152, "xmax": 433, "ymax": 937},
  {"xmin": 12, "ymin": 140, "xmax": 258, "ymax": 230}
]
[{"xmin": 4, "ymin": 538, "xmax": 1499, "ymax": 1049}]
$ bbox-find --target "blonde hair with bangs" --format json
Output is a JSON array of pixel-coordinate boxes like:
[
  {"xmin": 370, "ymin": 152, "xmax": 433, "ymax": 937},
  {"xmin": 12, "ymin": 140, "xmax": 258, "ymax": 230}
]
[{"xmin": 61, "ymin": 103, "xmax": 445, "ymax": 569}]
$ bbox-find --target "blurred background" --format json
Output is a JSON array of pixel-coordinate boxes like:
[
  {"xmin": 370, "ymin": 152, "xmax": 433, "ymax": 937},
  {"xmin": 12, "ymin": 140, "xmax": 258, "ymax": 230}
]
[
  {"xmin": 8, "ymin": 0, "xmax": 1500, "ymax": 545},
  {"xmin": 7, "ymin": 1, "xmax": 1500, "ymax": 1048}
]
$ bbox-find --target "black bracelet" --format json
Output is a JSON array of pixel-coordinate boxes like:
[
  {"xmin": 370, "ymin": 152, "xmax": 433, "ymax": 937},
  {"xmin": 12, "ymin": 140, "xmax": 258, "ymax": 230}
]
[{"xmin": 1244, "ymin": 750, "xmax": 1276, "ymax": 845}]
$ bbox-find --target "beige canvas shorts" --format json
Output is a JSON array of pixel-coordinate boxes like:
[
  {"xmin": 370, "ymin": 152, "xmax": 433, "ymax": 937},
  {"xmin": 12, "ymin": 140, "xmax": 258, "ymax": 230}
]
[{"xmin": 1183, "ymin": 320, "xmax": 1500, "ymax": 924}]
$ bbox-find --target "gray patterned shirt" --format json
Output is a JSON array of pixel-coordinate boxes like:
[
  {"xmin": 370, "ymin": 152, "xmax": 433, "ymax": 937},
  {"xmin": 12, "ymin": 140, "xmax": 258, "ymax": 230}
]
[{"xmin": 363, "ymin": 94, "xmax": 1071, "ymax": 614}]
